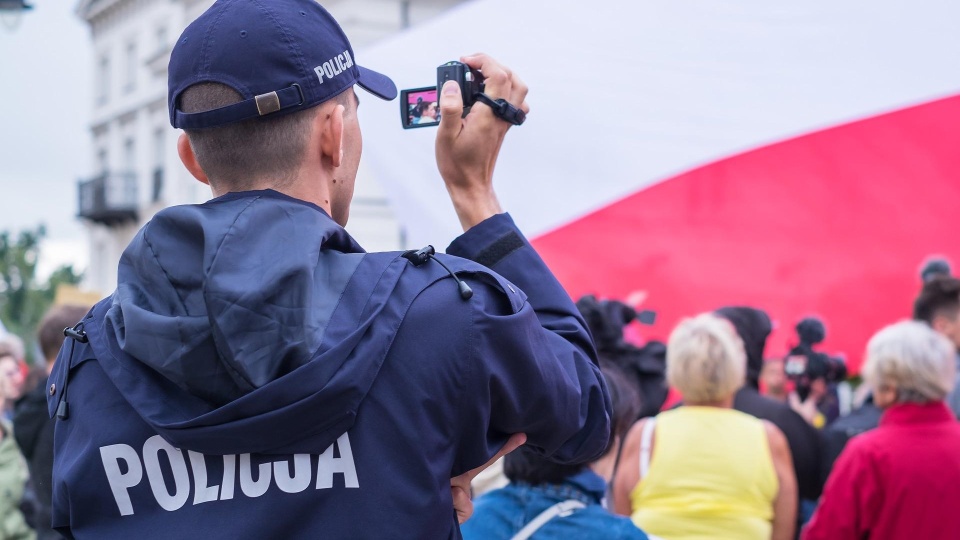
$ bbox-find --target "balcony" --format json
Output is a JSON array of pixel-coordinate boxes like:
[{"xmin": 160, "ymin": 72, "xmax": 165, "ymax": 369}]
[{"xmin": 78, "ymin": 172, "xmax": 138, "ymax": 226}]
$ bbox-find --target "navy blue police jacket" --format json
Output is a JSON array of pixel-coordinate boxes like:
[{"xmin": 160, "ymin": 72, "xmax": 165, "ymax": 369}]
[{"xmin": 47, "ymin": 190, "xmax": 611, "ymax": 539}]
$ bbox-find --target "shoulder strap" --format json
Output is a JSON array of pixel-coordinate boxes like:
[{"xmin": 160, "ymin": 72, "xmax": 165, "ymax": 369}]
[
  {"xmin": 510, "ymin": 499, "xmax": 586, "ymax": 540},
  {"xmin": 639, "ymin": 417, "xmax": 657, "ymax": 479}
]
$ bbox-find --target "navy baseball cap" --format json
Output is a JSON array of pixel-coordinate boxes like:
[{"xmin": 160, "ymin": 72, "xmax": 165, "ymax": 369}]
[{"xmin": 168, "ymin": 0, "xmax": 397, "ymax": 130}]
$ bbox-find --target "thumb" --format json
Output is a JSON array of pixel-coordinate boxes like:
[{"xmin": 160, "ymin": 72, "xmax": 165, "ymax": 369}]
[{"xmin": 436, "ymin": 80, "xmax": 463, "ymax": 141}]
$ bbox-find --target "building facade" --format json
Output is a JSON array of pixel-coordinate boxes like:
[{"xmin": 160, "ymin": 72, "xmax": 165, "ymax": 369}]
[{"xmin": 76, "ymin": 0, "xmax": 464, "ymax": 295}]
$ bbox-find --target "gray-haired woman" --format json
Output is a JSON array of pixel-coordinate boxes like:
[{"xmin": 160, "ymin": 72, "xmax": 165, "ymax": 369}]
[{"xmin": 803, "ymin": 320, "xmax": 960, "ymax": 540}]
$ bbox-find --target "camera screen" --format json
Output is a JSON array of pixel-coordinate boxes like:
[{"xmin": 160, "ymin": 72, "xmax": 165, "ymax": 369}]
[{"xmin": 400, "ymin": 87, "xmax": 440, "ymax": 129}]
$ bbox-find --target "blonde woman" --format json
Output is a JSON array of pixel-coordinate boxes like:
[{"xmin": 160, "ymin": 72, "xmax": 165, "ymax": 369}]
[
  {"xmin": 613, "ymin": 313, "xmax": 797, "ymax": 540},
  {"xmin": 802, "ymin": 321, "xmax": 960, "ymax": 540}
]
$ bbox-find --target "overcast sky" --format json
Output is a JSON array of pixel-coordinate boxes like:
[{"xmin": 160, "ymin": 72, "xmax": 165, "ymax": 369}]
[{"xmin": 0, "ymin": 3, "xmax": 92, "ymax": 279}]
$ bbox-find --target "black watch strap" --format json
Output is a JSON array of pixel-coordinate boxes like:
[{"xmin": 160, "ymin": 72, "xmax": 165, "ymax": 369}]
[{"xmin": 472, "ymin": 92, "xmax": 526, "ymax": 126}]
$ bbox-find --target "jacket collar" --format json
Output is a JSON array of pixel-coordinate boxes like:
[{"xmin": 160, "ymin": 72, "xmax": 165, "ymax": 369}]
[
  {"xmin": 512, "ymin": 469, "xmax": 607, "ymax": 506},
  {"xmin": 880, "ymin": 401, "xmax": 954, "ymax": 427},
  {"xmin": 209, "ymin": 188, "xmax": 329, "ymax": 216},
  {"xmin": 565, "ymin": 469, "xmax": 607, "ymax": 502}
]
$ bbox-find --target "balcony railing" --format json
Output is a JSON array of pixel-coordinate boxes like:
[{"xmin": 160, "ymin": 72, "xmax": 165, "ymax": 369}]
[{"xmin": 78, "ymin": 172, "xmax": 138, "ymax": 226}]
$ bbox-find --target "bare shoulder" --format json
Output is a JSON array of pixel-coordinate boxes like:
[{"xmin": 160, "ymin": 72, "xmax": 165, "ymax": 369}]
[
  {"xmin": 623, "ymin": 417, "xmax": 649, "ymax": 451},
  {"xmin": 616, "ymin": 417, "xmax": 650, "ymax": 470},
  {"xmin": 761, "ymin": 419, "xmax": 789, "ymax": 452}
]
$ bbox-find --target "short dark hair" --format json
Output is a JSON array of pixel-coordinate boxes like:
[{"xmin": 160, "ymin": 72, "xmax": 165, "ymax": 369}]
[
  {"xmin": 504, "ymin": 364, "xmax": 640, "ymax": 486},
  {"xmin": 913, "ymin": 276, "xmax": 960, "ymax": 324},
  {"xmin": 38, "ymin": 304, "xmax": 90, "ymax": 362},
  {"xmin": 180, "ymin": 83, "xmax": 325, "ymax": 190},
  {"xmin": 416, "ymin": 100, "xmax": 435, "ymax": 115}
]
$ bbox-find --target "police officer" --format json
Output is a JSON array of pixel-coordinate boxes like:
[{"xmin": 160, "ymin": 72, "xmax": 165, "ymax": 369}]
[{"xmin": 48, "ymin": 0, "xmax": 611, "ymax": 538}]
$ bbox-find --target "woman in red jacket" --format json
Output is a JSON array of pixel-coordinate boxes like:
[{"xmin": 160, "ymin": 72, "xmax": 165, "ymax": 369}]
[{"xmin": 803, "ymin": 320, "xmax": 960, "ymax": 540}]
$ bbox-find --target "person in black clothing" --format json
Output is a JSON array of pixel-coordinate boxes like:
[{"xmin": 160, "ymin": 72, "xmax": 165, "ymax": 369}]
[
  {"xmin": 785, "ymin": 317, "xmax": 845, "ymax": 428},
  {"xmin": 714, "ymin": 306, "xmax": 824, "ymax": 526},
  {"xmin": 14, "ymin": 304, "xmax": 89, "ymax": 540},
  {"xmin": 820, "ymin": 392, "xmax": 882, "ymax": 481},
  {"xmin": 576, "ymin": 295, "xmax": 667, "ymax": 420}
]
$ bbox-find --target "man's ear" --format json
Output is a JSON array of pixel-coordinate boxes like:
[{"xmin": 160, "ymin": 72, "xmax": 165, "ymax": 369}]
[
  {"xmin": 318, "ymin": 103, "xmax": 345, "ymax": 168},
  {"xmin": 177, "ymin": 133, "xmax": 210, "ymax": 186}
]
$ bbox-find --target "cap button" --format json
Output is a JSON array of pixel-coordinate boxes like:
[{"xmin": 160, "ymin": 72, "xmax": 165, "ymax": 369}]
[{"xmin": 49, "ymin": 383, "xmax": 56, "ymax": 396}]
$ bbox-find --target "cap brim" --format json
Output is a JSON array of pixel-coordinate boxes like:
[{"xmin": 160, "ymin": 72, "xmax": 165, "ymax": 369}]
[{"xmin": 357, "ymin": 65, "xmax": 398, "ymax": 101}]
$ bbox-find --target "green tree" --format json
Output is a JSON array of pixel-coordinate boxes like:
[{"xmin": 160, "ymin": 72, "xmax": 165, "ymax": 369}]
[{"xmin": 0, "ymin": 226, "xmax": 83, "ymax": 364}]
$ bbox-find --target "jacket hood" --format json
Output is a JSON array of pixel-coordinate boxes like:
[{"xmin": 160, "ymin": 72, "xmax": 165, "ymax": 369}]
[
  {"xmin": 82, "ymin": 190, "xmax": 413, "ymax": 455},
  {"xmin": 715, "ymin": 306, "xmax": 771, "ymax": 389}
]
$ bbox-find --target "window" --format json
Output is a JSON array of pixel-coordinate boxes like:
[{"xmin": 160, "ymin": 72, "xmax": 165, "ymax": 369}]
[
  {"xmin": 153, "ymin": 128, "xmax": 165, "ymax": 167},
  {"xmin": 123, "ymin": 137, "xmax": 136, "ymax": 174},
  {"xmin": 121, "ymin": 137, "xmax": 137, "ymax": 207},
  {"xmin": 97, "ymin": 54, "xmax": 110, "ymax": 105},
  {"xmin": 152, "ymin": 128, "xmax": 165, "ymax": 202},
  {"xmin": 124, "ymin": 41, "xmax": 137, "ymax": 93},
  {"xmin": 97, "ymin": 148, "xmax": 108, "ymax": 173}
]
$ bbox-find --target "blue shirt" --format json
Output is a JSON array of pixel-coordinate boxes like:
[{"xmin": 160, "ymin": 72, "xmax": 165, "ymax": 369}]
[{"xmin": 463, "ymin": 470, "xmax": 649, "ymax": 540}]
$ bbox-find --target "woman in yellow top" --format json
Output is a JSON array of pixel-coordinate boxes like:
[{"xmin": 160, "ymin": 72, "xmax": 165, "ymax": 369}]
[{"xmin": 613, "ymin": 313, "xmax": 797, "ymax": 540}]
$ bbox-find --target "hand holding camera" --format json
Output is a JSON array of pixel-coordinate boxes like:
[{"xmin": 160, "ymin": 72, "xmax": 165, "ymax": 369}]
[
  {"xmin": 401, "ymin": 54, "xmax": 530, "ymax": 231},
  {"xmin": 401, "ymin": 58, "xmax": 526, "ymax": 129}
]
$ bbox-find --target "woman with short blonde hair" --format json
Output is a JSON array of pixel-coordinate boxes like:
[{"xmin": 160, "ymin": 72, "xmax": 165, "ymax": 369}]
[
  {"xmin": 614, "ymin": 313, "xmax": 797, "ymax": 540},
  {"xmin": 666, "ymin": 314, "xmax": 746, "ymax": 404},
  {"xmin": 804, "ymin": 321, "xmax": 960, "ymax": 540}
]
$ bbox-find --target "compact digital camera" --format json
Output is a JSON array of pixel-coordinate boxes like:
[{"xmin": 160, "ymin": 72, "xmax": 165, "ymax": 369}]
[{"xmin": 400, "ymin": 61, "xmax": 485, "ymax": 129}]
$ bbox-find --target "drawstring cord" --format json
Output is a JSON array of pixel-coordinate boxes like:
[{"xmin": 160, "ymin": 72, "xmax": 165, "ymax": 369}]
[
  {"xmin": 402, "ymin": 245, "xmax": 473, "ymax": 300},
  {"xmin": 57, "ymin": 321, "xmax": 88, "ymax": 420}
]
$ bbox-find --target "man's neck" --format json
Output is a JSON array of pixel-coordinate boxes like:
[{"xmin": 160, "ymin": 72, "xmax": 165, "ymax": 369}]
[{"xmin": 211, "ymin": 172, "xmax": 333, "ymax": 218}]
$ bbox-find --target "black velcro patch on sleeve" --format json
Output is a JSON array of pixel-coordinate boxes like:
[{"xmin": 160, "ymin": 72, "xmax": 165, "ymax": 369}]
[{"xmin": 472, "ymin": 232, "xmax": 525, "ymax": 268}]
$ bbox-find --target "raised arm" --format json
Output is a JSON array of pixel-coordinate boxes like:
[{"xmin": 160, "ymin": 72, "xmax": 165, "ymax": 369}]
[
  {"xmin": 435, "ymin": 53, "xmax": 528, "ymax": 232},
  {"xmin": 436, "ymin": 53, "xmax": 611, "ymax": 467}
]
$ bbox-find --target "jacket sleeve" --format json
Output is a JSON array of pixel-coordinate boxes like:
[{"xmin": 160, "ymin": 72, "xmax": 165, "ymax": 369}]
[
  {"xmin": 446, "ymin": 213, "xmax": 612, "ymax": 470},
  {"xmin": 801, "ymin": 438, "xmax": 879, "ymax": 540}
]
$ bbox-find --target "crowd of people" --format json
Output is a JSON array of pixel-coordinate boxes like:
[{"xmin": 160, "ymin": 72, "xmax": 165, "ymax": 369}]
[
  {"xmin": 0, "ymin": 304, "xmax": 91, "ymax": 539},
  {"xmin": 1, "ymin": 270, "xmax": 957, "ymax": 538},
  {"xmin": 1, "ymin": 0, "xmax": 956, "ymax": 537},
  {"xmin": 462, "ymin": 260, "xmax": 960, "ymax": 539}
]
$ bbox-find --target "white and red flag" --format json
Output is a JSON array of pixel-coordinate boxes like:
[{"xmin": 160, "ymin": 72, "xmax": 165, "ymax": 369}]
[{"xmin": 359, "ymin": 0, "xmax": 960, "ymax": 371}]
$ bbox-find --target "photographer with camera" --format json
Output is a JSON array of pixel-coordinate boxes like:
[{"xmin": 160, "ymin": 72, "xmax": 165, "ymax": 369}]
[
  {"xmin": 785, "ymin": 318, "xmax": 846, "ymax": 429},
  {"xmin": 575, "ymin": 295, "xmax": 668, "ymax": 420},
  {"xmin": 46, "ymin": 1, "xmax": 612, "ymax": 538}
]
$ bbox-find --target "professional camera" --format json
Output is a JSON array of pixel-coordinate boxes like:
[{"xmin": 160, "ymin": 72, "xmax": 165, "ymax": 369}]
[
  {"xmin": 575, "ymin": 295, "xmax": 664, "ymax": 420},
  {"xmin": 400, "ymin": 61, "xmax": 483, "ymax": 129},
  {"xmin": 784, "ymin": 317, "xmax": 847, "ymax": 399}
]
